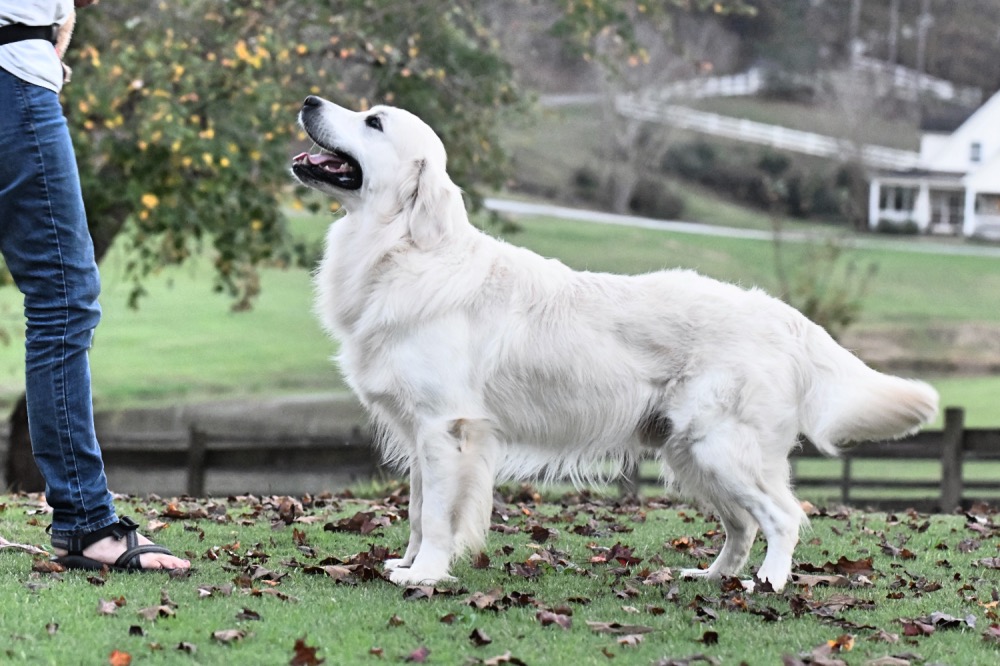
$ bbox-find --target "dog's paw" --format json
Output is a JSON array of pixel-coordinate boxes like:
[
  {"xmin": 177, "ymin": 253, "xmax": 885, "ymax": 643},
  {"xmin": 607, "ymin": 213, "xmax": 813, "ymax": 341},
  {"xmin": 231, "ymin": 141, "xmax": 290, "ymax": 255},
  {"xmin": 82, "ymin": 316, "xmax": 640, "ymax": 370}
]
[
  {"xmin": 383, "ymin": 558, "xmax": 411, "ymax": 571},
  {"xmin": 388, "ymin": 567, "xmax": 454, "ymax": 587},
  {"xmin": 679, "ymin": 567, "xmax": 712, "ymax": 580}
]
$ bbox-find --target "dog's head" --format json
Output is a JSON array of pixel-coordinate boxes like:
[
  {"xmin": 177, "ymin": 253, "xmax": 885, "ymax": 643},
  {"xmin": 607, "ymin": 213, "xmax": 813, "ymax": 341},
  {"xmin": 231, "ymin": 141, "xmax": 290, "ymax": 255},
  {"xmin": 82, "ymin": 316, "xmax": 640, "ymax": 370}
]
[{"xmin": 292, "ymin": 96, "xmax": 461, "ymax": 249}]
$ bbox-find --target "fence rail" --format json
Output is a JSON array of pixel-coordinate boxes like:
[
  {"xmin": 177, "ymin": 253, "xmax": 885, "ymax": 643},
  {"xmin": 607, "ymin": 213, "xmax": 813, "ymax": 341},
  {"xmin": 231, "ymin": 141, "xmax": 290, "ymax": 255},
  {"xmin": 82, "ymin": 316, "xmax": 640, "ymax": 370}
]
[
  {"xmin": 97, "ymin": 426, "xmax": 379, "ymax": 496},
  {"xmin": 626, "ymin": 407, "xmax": 999, "ymax": 513},
  {"xmin": 615, "ymin": 96, "xmax": 922, "ymax": 170},
  {"xmin": 37, "ymin": 407, "xmax": 999, "ymax": 511}
]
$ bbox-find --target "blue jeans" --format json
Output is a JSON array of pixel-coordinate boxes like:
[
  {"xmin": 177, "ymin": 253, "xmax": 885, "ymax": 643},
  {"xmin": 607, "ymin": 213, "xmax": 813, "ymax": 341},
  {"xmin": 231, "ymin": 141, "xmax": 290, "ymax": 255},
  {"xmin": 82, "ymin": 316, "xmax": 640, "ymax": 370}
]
[{"xmin": 0, "ymin": 67, "xmax": 116, "ymax": 539}]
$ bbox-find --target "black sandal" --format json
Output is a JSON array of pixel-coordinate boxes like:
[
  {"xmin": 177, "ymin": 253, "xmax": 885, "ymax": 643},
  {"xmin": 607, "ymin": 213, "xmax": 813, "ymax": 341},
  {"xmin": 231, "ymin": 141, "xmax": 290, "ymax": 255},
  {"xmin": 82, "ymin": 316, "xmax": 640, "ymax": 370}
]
[{"xmin": 50, "ymin": 516, "xmax": 178, "ymax": 572}]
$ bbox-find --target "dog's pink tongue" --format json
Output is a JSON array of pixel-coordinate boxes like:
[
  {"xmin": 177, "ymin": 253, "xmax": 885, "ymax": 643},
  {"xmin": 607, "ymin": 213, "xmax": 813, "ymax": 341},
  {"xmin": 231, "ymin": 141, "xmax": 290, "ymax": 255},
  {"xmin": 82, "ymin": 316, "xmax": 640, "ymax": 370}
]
[{"xmin": 293, "ymin": 152, "xmax": 338, "ymax": 166}]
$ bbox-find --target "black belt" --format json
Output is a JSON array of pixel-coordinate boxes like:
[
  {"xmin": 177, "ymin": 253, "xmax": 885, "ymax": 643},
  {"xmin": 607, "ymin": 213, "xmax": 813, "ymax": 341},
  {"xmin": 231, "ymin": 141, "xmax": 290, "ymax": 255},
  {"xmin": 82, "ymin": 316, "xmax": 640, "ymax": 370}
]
[{"xmin": 0, "ymin": 24, "xmax": 59, "ymax": 47}]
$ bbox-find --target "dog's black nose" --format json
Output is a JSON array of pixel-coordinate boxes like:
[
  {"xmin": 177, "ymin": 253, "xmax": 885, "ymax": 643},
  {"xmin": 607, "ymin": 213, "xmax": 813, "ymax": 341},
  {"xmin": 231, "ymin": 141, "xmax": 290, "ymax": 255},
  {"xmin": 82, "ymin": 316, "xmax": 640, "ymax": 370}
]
[{"xmin": 302, "ymin": 95, "xmax": 323, "ymax": 109}]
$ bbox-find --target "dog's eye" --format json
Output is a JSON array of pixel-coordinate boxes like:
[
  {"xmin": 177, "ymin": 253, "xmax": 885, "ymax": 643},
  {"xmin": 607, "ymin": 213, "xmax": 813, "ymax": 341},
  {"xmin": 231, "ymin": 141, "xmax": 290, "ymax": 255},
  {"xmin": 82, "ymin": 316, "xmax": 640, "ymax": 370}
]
[{"xmin": 365, "ymin": 115, "xmax": 383, "ymax": 132}]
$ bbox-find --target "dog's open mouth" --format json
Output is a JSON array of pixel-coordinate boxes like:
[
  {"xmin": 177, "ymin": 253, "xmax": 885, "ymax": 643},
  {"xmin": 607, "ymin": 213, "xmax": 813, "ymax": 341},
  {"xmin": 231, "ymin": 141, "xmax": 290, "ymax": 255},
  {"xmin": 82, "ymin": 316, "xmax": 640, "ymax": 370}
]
[{"xmin": 292, "ymin": 149, "xmax": 363, "ymax": 190}]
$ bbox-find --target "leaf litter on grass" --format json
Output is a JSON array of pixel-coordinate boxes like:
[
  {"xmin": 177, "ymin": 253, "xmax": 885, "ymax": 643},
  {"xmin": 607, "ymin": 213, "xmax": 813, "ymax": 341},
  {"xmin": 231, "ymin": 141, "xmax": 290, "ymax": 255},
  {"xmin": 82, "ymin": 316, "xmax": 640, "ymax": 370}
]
[{"xmin": 1, "ymin": 490, "xmax": 999, "ymax": 664}]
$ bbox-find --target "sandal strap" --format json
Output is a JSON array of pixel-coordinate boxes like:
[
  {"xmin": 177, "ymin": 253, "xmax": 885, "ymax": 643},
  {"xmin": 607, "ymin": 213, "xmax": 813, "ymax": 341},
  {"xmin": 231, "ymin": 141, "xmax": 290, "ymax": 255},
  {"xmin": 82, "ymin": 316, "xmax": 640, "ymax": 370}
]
[
  {"xmin": 50, "ymin": 516, "xmax": 140, "ymax": 554},
  {"xmin": 114, "ymin": 543, "xmax": 174, "ymax": 570}
]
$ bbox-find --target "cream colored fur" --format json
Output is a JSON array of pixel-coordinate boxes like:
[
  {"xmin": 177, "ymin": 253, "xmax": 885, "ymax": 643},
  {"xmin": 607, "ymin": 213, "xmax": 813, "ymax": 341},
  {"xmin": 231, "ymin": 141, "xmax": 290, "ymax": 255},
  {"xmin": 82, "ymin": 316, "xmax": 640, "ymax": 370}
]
[{"xmin": 293, "ymin": 97, "xmax": 939, "ymax": 591}]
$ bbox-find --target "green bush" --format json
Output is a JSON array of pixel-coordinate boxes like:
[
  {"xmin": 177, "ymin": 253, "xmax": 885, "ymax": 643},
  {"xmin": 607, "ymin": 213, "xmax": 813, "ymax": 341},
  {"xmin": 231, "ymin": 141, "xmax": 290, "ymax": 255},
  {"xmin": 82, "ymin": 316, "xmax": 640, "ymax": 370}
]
[
  {"xmin": 571, "ymin": 166, "xmax": 602, "ymax": 202},
  {"xmin": 875, "ymin": 219, "xmax": 921, "ymax": 235},
  {"xmin": 662, "ymin": 139, "xmax": 861, "ymax": 225},
  {"xmin": 627, "ymin": 178, "xmax": 684, "ymax": 219}
]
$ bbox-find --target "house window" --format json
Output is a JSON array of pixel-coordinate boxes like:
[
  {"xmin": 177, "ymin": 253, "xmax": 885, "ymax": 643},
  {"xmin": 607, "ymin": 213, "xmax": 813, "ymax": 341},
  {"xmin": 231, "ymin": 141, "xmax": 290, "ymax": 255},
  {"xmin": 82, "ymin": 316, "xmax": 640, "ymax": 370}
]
[
  {"xmin": 977, "ymin": 195, "xmax": 1000, "ymax": 215},
  {"xmin": 970, "ymin": 142, "xmax": 982, "ymax": 163},
  {"xmin": 880, "ymin": 186, "xmax": 917, "ymax": 211}
]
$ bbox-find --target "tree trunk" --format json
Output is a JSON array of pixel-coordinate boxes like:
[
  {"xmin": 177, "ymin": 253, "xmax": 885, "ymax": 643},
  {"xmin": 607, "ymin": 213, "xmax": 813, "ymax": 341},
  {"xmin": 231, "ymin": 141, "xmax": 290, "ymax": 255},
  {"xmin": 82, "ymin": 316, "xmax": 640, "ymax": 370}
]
[{"xmin": 5, "ymin": 395, "xmax": 44, "ymax": 492}]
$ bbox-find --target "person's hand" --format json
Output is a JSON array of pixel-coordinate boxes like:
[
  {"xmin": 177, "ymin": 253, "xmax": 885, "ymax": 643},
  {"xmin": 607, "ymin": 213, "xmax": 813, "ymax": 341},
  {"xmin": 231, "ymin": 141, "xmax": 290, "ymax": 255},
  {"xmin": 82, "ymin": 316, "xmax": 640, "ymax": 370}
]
[{"xmin": 74, "ymin": 0, "xmax": 99, "ymax": 7}]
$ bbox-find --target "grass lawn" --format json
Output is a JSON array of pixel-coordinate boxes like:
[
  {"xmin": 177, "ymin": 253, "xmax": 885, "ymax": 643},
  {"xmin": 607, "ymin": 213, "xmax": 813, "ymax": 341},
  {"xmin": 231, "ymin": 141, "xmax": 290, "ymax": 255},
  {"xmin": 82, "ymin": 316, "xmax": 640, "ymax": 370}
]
[{"xmin": 1, "ymin": 490, "xmax": 999, "ymax": 665}]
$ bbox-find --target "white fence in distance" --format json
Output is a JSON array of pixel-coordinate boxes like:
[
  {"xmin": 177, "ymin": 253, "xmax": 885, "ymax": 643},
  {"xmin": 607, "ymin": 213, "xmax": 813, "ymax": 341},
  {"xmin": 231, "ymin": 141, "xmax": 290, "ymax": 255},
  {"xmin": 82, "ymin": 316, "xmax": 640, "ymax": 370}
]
[{"xmin": 616, "ymin": 96, "xmax": 921, "ymax": 171}]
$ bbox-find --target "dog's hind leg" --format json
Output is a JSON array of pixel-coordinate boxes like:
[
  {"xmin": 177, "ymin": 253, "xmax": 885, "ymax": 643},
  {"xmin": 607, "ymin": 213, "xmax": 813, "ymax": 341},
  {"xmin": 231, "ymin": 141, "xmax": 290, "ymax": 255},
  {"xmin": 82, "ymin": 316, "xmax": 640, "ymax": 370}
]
[
  {"xmin": 680, "ymin": 503, "xmax": 758, "ymax": 581},
  {"xmin": 388, "ymin": 418, "xmax": 495, "ymax": 586},
  {"xmin": 742, "ymin": 465, "xmax": 805, "ymax": 592},
  {"xmin": 384, "ymin": 464, "xmax": 422, "ymax": 571},
  {"xmin": 670, "ymin": 420, "xmax": 802, "ymax": 591}
]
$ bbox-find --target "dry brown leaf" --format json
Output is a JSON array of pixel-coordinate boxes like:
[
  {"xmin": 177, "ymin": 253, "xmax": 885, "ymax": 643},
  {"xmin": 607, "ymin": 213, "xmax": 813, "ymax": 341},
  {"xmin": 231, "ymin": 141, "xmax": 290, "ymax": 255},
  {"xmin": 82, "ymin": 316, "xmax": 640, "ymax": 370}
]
[{"xmin": 212, "ymin": 629, "xmax": 248, "ymax": 643}]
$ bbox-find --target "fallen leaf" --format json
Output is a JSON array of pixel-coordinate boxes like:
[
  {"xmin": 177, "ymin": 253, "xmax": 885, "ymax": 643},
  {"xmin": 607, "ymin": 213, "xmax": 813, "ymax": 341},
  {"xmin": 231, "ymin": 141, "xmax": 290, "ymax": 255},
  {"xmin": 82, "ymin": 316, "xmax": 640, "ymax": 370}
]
[
  {"xmin": 791, "ymin": 573, "xmax": 850, "ymax": 588},
  {"xmin": 405, "ymin": 646, "xmax": 430, "ymax": 663},
  {"xmin": 482, "ymin": 651, "xmax": 529, "ymax": 665},
  {"xmin": 235, "ymin": 608, "xmax": 261, "ymax": 621},
  {"xmin": 403, "ymin": 586, "xmax": 437, "ymax": 601},
  {"xmin": 289, "ymin": 636, "xmax": 324, "ymax": 666},
  {"xmin": 212, "ymin": 629, "xmax": 248, "ymax": 643},
  {"xmin": 617, "ymin": 633, "xmax": 644, "ymax": 647},
  {"xmin": 586, "ymin": 621, "xmax": 655, "ymax": 635},
  {"xmin": 470, "ymin": 628, "xmax": 493, "ymax": 647},
  {"xmin": 32, "ymin": 559, "xmax": 66, "ymax": 574},
  {"xmin": 537, "ymin": 610, "xmax": 572, "ymax": 630},
  {"xmin": 465, "ymin": 590, "xmax": 504, "ymax": 611},
  {"xmin": 108, "ymin": 650, "xmax": 131, "ymax": 666},
  {"xmin": 97, "ymin": 598, "xmax": 122, "ymax": 616},
  {"xmin": 826, "ymin": 634, "xmax": 854, "ymax": 651},
  {"xmin": 197, "ymin": 584, "xmax": 234, "ymax": 598},
  {"xmin": 642, "ymin": 568, "xmax": 674, "ymax": 585},
  {"xmin": 866, "ymin": 630, "xmax": 899, "ymax": 644},
  {"xmin": 900, "ymin": 620, "xmax": 934, "ymax": 637},
  {"xmin": 136, "ymin": 605, "xmax": 175, "ymax": 621}
]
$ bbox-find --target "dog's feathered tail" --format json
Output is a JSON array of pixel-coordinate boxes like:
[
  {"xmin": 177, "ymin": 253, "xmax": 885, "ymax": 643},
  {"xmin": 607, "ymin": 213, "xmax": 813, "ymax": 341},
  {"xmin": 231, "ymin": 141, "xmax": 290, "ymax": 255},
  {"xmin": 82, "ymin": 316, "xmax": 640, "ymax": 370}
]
[{"xmin": 798, "ymin": 325, "xmax": 939, "ymax": 456}]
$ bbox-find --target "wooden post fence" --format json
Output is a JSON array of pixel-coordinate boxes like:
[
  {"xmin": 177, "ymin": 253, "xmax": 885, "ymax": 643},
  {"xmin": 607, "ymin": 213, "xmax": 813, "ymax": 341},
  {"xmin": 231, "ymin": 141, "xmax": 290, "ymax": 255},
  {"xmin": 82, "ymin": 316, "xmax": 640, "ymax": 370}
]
[{"xmin": 622, "ymin": 407, "xmax": 1000, "ymax": 512}]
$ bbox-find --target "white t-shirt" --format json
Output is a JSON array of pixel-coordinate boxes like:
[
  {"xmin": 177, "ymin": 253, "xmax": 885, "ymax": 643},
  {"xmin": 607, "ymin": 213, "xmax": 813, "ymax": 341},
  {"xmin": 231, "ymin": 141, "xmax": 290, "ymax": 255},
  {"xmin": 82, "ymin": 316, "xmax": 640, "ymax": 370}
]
[{"xmin": 0, "ymin": 0, "xmax": 74, "ymax": 93}]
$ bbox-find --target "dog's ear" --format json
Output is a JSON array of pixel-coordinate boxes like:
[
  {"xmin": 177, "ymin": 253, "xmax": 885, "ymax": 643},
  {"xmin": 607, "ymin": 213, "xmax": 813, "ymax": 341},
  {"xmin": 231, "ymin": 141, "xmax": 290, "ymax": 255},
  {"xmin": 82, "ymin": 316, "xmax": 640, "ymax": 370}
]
[{"xmin": 397, "ymin": 158, "xmax": 459, "ymax": 250}]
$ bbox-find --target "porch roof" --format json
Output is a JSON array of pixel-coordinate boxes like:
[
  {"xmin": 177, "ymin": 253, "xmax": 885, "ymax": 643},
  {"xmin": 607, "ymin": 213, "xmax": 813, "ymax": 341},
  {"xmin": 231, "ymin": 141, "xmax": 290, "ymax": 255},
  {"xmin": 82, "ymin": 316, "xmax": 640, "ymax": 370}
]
[{"xmin": 874, "ymin": 169, "xmax": 965, "ymax": 187}]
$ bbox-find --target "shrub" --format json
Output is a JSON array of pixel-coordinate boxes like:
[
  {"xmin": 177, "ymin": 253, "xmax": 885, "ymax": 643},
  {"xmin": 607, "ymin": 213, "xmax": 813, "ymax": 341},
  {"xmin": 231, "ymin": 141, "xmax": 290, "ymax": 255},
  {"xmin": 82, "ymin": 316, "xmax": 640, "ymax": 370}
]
[
  {"xmin": 571, "ymin": 166, "xmax": 602, "ymax": 202},
  {"xmin": 628, "ymin": 178, "xmax": 685, "ymax": 220},
  {"xmin": 875, "ymin": 219, "xmax": 920, "ymax": 235}
]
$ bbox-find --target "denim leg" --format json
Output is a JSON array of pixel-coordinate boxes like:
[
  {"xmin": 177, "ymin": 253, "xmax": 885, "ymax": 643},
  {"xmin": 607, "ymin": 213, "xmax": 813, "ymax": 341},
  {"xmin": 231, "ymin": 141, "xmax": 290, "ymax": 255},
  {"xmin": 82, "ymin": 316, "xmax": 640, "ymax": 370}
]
[{"xmin": 0, "ymin": 67, "xmax": 116, "ymax": 538}]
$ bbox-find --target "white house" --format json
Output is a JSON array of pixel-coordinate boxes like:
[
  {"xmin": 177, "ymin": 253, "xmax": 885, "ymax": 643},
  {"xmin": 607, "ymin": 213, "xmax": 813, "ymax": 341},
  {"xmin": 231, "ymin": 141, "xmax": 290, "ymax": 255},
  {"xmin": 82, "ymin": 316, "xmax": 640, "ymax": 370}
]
[{"xmin": 868, "ymin": 89, "xmax": 1000, "ymax": 239}]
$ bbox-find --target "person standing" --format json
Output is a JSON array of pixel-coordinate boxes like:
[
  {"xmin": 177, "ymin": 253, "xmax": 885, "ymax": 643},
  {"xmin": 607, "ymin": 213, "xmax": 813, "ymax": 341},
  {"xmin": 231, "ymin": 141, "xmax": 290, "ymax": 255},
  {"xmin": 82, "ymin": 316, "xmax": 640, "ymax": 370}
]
[{"xmin": 0, "ymin": 0, "xmax": 189, "ymax": 571}]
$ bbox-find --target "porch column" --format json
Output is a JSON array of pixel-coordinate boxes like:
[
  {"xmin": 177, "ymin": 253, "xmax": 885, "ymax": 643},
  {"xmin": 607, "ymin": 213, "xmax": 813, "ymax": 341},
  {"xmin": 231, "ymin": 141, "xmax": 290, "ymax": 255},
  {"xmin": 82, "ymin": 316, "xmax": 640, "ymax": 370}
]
[
  {"xmin": 963, "ymin": 187, "xmax": 976, "ymax": 237},
  {"xmin": 868, "ymin": 178, "xmax": 881, "ymax": 231},
  {"xmin": 914, "ymin": 182, "xmax": 930, "ymax": 231}
]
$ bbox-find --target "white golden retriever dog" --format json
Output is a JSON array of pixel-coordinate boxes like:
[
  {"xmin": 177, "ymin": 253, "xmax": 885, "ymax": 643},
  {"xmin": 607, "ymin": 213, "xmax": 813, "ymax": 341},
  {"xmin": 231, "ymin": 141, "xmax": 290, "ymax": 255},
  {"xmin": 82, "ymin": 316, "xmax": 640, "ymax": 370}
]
[{"xmin": 292, "ymin": 96, "xmax": 939, "ymax": 591}]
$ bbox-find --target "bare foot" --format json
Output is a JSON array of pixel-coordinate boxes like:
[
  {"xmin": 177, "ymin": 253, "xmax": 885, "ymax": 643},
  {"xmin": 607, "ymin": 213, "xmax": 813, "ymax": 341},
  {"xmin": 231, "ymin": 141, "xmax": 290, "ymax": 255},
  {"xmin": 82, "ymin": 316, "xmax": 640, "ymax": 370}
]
[{"xmin": 54, "ymin": 532, "xmax": 190, "ymax": 570}]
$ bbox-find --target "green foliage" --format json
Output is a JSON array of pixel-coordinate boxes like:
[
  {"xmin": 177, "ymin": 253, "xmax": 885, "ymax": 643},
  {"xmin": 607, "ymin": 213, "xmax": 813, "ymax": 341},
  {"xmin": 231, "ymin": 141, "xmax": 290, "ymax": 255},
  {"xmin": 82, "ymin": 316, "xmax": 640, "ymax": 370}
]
[
  {"xmin": 662, "ymin": 139, "xmax": 858, "ymax": 223},
  {"xmin": 549, "ymin": 0, "xmax": 755, "ymax": 62},
  {"xmin": 51, "ymin": 0, "xmax": 529, "ymax": 309},
  {"xmin": 45, "ymin": 0, "xmax": 757, "ymax": 311},
  {"xmin": 773, "ymin": 235, "xmax": 878, "ymax": 341}
]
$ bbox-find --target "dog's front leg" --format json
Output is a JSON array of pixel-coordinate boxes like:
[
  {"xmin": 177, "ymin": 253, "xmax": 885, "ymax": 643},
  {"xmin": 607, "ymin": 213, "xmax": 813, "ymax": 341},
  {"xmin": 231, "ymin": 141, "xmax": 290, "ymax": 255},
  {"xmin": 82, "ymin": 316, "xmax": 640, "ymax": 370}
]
[
  {"xmin": 384, "ymin": 464, "xmax": 422, "ymax": 571},
  {"xmin": 388, "ymin": 426, "xmax": 463, "ymax": 586}
]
